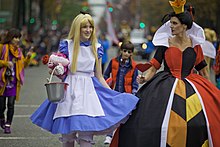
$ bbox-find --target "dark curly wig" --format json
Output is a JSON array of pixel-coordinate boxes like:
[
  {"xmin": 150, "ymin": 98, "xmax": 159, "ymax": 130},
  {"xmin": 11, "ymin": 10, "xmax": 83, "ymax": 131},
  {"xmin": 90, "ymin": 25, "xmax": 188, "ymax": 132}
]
[{"xmin": 3, "ymin": 28, "xmax": 21, "ymax": 44}]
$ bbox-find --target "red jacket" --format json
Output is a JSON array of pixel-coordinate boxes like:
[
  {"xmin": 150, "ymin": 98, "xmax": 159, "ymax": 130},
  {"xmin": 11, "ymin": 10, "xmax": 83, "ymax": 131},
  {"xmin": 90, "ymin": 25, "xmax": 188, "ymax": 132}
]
[{"xmin": 111, "ymin": 57, "xmax": 136, "ymax": 93}]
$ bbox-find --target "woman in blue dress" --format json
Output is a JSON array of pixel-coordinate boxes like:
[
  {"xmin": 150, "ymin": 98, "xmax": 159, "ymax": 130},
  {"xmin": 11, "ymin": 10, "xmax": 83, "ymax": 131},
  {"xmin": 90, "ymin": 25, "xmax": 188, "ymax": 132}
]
[{"xmin": 30, "ymin": 12, "xmax": 139, "ymax": 147}]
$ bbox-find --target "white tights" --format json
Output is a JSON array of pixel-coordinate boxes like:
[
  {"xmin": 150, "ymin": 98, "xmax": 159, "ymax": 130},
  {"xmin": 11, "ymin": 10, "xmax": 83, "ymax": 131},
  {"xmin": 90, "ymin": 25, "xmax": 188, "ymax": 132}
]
[{"xmin": 61, "ymin": 133, "xmax": 93, "ymax": 147}]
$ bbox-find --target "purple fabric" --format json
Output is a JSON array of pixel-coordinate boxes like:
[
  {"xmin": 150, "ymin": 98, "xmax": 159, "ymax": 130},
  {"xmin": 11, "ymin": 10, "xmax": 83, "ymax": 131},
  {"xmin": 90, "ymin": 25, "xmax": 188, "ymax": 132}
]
[
  {"xmin": 0, "ymin": 45, "xmax": 6, "ymax": 87},
  {"xmin": 3, "ymin": 83, "xmax": 16, "ymax": 96},
  {"xmin": 3, "ymin": 52, "xmax": 17, "ymax": 96}
]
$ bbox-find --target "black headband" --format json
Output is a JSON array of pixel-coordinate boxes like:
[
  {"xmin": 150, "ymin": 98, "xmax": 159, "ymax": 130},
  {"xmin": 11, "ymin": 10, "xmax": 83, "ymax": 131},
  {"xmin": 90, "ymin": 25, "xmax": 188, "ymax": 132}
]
[{"xmin": 80, "ymin": 11, "xmax": 90, "ymax": 15}]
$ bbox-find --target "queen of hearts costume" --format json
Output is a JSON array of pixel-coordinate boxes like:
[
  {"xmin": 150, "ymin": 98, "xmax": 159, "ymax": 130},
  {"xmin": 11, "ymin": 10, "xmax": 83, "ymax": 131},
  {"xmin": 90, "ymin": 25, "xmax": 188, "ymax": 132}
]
[{"xmin": 110, "ymin": 21, "xmax": 220, "ymax": 147}]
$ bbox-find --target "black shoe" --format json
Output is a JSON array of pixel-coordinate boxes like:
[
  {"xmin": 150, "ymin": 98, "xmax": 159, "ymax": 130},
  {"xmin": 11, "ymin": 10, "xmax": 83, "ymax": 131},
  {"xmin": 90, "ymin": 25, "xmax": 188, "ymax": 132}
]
[
  {"xmin": 0, "ymin": 119, "xmax": 5, "ymax": 129},
  {"xmin": 4, "ymin": 124, "xmax": 11, "ymax": 134}
]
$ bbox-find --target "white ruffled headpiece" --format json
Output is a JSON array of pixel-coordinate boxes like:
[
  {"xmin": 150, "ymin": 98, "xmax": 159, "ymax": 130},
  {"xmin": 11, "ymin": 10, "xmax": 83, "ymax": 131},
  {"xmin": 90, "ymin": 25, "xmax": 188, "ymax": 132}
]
[{"xmin": 152, "ymin": 21, "xmax": 205, "ymax": 47}]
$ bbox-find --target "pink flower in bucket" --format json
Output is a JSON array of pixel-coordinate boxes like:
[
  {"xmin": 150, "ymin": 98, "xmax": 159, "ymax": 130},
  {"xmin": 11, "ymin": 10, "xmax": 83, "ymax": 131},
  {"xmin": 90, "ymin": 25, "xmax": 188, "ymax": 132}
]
[{"xmin": 45, "ymin": 66, "xmax": 68, "ymax": 103}]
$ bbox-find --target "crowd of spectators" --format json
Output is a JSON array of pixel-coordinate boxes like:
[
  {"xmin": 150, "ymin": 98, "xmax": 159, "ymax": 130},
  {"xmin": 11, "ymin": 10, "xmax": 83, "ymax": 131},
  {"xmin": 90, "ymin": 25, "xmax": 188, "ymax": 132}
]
[{"xmin": 0, "ymin": 25, "xmax": 69, "ymax": 66}]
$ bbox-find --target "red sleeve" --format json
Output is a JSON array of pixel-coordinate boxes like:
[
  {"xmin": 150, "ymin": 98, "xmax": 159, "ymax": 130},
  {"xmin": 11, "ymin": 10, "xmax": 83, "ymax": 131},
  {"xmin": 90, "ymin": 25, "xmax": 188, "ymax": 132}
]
[
  {"xmin": 194, "ymin": 45, "xmax": 207, "ymax": 71},
  {"xmin": 194, "ymin": 45, "xmax": 204, "ymax": 65},
  {"xmin": 149, "ymin": 46, "xmax": 167, "ymax": 70},
  {"xmin": 150, "ymin": 58, "xmax": 161, "ymax": 70}
]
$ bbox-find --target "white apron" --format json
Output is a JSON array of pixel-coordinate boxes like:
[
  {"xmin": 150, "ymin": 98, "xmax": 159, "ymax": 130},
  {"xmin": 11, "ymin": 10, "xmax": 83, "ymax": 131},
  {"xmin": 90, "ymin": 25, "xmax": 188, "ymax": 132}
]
[{"xmin": 53, "ymin": 40, "xmax": 105, "ymax": 119}]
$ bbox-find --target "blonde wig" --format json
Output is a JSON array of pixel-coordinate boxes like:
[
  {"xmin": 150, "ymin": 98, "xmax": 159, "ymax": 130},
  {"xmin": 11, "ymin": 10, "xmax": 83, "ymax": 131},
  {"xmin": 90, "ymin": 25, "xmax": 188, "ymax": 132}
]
[
  {"xmin": 67, "ymin": 13, "xmax": 99, "ymax": 73},
  {"xmin": 204, "ymin": 28, "xmax": 217, "ymax": 42}
]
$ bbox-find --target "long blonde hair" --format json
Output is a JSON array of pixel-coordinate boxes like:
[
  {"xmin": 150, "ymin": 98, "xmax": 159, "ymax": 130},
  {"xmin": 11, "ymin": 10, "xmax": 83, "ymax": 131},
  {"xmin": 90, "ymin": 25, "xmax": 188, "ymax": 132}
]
[{"xmin": 67, "ymin": 13, "xmax": 99, "ymax": 73}]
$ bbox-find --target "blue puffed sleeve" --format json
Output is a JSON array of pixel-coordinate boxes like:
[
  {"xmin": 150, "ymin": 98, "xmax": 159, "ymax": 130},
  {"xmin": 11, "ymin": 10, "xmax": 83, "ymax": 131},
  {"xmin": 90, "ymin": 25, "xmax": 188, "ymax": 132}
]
[
  {"xmin": 58, "ymin": 40, "xmax": 69, "ymax": 58},
  {"xmin": 97, "ymin": 44, "xmax": 104, "ymax": 59}
]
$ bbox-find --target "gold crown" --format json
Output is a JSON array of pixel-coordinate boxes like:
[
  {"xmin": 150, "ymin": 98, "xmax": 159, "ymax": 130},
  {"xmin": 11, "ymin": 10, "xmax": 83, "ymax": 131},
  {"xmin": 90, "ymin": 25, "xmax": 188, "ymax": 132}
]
[{"xmin": 169, "ymin": 0, "xmax": 186, "ymax": 14}]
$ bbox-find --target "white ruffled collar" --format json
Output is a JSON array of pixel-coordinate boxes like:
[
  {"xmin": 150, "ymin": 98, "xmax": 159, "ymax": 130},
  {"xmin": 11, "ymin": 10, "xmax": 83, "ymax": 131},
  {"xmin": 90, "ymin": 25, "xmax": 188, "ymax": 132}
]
[{"xmin": 152, "ymin": 21, "xmax": 205, "ymax": 47}]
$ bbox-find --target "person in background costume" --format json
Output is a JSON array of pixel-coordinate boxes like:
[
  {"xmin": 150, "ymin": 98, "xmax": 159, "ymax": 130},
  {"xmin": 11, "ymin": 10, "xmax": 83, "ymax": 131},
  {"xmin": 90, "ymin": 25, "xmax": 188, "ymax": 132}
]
[
  {"xmin": 103, "ymin": 41, "xmax": 139, "ymax": 144},
  {"xmin": 30, "ymin": 12, "xmax": 139, "ymax": 147},
  {"xmin": 213, "ymin": 45, "xmax": 220, "ymax": 89},
  {"xmin": 201, "ymin": 28, "xmax": 217, "ymax": 79},
  {"xmin": 0, "ymin": 28, "xmax": 32, "ymax": 134},
  {"xmin": 110, "ymin": 0, "xmax": 220, "ymax": 146},
  {"xmin": 98, "ymin": 33, "xmax": 110, "ymax": 73}
]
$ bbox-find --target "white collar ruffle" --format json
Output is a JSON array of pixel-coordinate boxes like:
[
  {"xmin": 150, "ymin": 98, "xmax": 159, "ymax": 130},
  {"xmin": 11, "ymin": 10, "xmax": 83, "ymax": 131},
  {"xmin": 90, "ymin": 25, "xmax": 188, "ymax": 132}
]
[{"xmin": 152, "ymin": 21, "xmax": 205, "ymax": 47}]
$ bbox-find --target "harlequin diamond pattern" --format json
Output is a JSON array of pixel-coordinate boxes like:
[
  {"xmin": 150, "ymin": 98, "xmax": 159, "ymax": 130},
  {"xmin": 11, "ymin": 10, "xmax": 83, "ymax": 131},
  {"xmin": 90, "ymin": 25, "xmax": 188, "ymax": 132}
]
[
  {"xmin": 186, "ymin": 93, "xmax": 202, "ymax": 122},
  {"xmin": 166, "ymin": 80, "xmax": 208, "ymax": 147}
]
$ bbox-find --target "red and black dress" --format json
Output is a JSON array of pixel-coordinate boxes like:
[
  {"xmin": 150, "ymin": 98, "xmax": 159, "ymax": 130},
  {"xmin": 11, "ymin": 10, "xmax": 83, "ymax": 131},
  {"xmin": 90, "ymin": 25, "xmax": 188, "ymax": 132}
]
[{"xmin": 112, "ymin": 44, "xmax": 220, "ymax": 147}]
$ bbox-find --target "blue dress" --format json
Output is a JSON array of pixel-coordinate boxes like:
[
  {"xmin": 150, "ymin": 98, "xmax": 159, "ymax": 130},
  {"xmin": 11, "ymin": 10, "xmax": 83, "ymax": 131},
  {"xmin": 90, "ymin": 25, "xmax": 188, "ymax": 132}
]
[{"xmin": 30, "ymin": 40, "xmax": 139, "ymax": 135}]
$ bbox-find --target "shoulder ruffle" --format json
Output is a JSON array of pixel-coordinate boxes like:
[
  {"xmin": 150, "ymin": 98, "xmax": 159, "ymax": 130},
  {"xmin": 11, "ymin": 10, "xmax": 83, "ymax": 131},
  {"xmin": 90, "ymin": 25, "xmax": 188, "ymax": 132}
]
[
  {"xmin": 97, "ymin": 43, "xmax": 104, "ymax": 59},
  {"xmin": 58, "ymin": 40, "xmax": 69, "ymax": 57}
]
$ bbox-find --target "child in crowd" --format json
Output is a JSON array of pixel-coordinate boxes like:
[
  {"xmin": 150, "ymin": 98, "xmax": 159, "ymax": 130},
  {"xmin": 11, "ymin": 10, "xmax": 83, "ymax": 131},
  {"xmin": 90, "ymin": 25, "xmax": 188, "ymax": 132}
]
[{"xmin": 103, "ymin": 41, "xmax": 139, "ymax": 144}]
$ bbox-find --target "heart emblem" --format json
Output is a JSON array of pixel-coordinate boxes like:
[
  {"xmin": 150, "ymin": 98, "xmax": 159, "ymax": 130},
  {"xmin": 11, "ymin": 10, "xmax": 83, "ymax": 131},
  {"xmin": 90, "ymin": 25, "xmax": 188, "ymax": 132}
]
[{"xmin": 136, "ymin": 62, "xmax": 152, "ymax": 72}]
